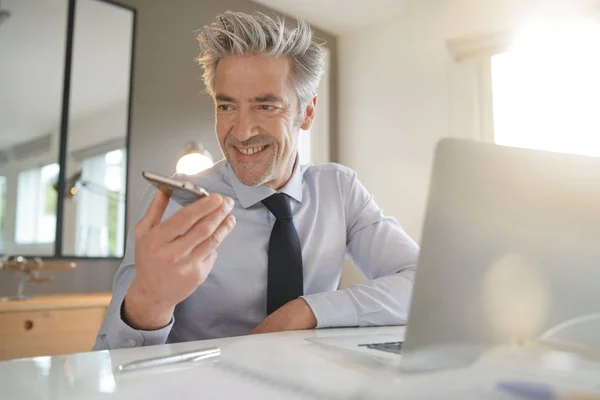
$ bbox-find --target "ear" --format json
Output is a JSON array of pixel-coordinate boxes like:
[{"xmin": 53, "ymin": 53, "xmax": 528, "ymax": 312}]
[{"xmin": 300, "ymin": 96, "xmax": 317, "ymax": 131}]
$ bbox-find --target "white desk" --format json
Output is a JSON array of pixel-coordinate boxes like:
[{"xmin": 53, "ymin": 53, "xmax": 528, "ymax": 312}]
[{"xmin": 2, "ymin": 326, "xmax": 600, "ymax": 399}]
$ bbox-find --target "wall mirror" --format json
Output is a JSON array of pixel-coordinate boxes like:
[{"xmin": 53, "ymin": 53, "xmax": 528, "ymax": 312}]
[{"xmin": 0, "ymin": 0, "xmax": 135, "ymax": 259}]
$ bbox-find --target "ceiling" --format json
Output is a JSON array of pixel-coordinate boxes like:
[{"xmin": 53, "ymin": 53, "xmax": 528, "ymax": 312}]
[
  {"xmin": 252, "ymin": 0, "xmax": 410, "ymax": 35},
  {"xmin": 0, "ymin": 0, "xmax": 133, "ymax": 151}
]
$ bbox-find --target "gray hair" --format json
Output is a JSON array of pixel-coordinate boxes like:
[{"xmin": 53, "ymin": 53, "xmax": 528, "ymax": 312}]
[{"xmin": 196, "ymin": 11, "xmax": 325, "ymax": 114}]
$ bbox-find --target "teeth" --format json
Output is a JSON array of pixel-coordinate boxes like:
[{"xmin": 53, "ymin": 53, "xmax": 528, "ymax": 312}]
[{"xmin": 239, "ymin": 146, "xmax": 265, "ymax": 155}]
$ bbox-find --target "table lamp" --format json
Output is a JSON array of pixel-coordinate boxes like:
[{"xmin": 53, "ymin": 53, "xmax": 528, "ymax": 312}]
[{"xmin": 176, "ymin": 141, "xmax": 214, "ymax": 175}]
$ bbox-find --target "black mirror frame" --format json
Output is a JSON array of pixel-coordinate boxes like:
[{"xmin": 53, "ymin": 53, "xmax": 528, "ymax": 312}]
[{"xmin": 49, "ymin": 0, "xmax": 136, "ymax": 260}]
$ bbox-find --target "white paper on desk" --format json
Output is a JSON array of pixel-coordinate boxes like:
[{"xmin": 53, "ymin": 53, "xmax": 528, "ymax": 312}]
[{"xmin": 78, "ymin": 363, "xmax": 320, "ymax": 400}]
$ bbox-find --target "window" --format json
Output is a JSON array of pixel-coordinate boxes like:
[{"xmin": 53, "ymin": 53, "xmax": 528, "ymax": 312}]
[
  {"xmin": 298, "ymin": 129, "xmax": 312, "ymax": 165},
  {"xmin": 490, "ymin": 18, "xmax": 600, "ymax": 156},
  {"xmin": 74, "ymin": 149, "xmax": 126, "ymax": 257},
  {"xmin": 15, "ymin": 164, "xmax": 59, "ymax": 244}
]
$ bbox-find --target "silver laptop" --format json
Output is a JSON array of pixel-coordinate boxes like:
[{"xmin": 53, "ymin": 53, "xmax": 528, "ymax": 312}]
[{"xmin": 309, "ymin": 138, "xmax": 600, "ymax": 365}]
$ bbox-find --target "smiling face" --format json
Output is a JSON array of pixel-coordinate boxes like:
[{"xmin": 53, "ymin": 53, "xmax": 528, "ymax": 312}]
[{"xmin": 213, "ymin": 54, "xmax": 315, "ymax": 189}]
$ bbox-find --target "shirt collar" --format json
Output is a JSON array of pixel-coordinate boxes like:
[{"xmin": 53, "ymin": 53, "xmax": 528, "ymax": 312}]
[{"xmin": 225, "ymin": 157, "xmax": 304, "ymax": 209}]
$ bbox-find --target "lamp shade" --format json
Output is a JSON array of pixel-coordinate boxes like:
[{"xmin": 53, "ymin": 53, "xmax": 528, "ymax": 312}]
[{"xmin": 176, "ymin": 141, "xmax": 214, "ymax": 175}]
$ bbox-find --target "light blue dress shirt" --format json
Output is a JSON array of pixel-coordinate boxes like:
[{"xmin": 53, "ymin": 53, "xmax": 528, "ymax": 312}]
[{"xmin": 93, "ymin": 160, "xmax": 419, "ymax": 350}]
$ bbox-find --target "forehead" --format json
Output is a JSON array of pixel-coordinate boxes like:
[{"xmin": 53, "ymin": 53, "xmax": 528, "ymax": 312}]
[{"xmin": 214, "ymin": 55, "xmax": 295, "ymax": 101}]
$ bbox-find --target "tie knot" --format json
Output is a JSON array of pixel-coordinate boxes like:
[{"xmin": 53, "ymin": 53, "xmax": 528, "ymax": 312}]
[{"xmin": 262, "ymin": 193, "xmax": 293, "ymax": 220}]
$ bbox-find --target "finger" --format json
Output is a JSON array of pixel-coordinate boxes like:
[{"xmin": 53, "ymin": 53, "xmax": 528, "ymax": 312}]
[
  {"xmin": 178, "ymin": 214, "xmax": 236, "ymax": 262},
  {"xmin": 203, "ymin": 250, "xmax": 218, "ymax": 264},
  {"xmin": 171, "ymin": 210, "xmax": 236, "ymax": 259},
  {"xmin": 170, "ymin": 200, "xmax": 236, "ymax": 256},
  {"xmin": 159, "ymin": 194, "xmax": 230, "ymax": 242},
  {"xmin": 178, "ymin": 250, "xmax": 218, "ymax": 284},
  {"xmin": 198, "ymin": 250, "xmax": 218, "ymax": 282},
  {"xmin": 136, "ymin": 189, "xmax": 170, "ymax": 234}
]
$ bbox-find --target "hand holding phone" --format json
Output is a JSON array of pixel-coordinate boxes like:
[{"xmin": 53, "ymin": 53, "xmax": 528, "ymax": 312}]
[
  {"xmin": 122, "ymin": 172, "xmax": 236, "ymax": 331},
  {"xmin": 142, "ymin": 171, "xmax": 209, "ymax": 198}
]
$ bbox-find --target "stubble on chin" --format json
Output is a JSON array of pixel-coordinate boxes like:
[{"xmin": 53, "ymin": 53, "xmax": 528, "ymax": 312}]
[{"xmin": 226, "ymin": 147, "xmax": 277, "ymax": 187}]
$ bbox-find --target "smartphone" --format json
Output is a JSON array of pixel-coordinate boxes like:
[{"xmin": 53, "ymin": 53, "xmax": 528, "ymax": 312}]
[{"xmin": 142, "ymin": 171, "xmax": 209, "ymax": 198}]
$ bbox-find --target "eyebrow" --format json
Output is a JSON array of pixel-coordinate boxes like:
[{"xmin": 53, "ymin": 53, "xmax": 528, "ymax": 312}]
[
  {"xmin": 215, "ymin": 93, "xmax": 286, "ymax": 104},
  {"xmin": 251, "ymin": 94, "xmax": 285, "ymax": 103},
  {"xmin": 215, "ymin": 94, "xmax": 236, "ymax": 103}
]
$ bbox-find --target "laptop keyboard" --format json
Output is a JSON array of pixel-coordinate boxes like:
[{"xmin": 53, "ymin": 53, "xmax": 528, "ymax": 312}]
[{"xmin": 358, "ymin": 341, "xmax": 404, "ymax": 354}]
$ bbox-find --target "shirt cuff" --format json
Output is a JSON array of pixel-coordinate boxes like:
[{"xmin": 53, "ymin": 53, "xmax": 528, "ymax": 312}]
[
  {"xmin": 302, "ymin": 289, "xmax": 359, "ymax": 328},
  {"xmin": 106, "ymin": 301, "xmax": 174, "ymax": 349}
]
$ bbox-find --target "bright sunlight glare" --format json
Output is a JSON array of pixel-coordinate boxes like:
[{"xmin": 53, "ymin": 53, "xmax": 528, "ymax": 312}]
[
  {"xmin": 176, "ymin": 153, "xmax": 214, "ymax": 175},
  {"xmin": 491, "ymin": 17, "xmax": 600, "ymax": 157}
]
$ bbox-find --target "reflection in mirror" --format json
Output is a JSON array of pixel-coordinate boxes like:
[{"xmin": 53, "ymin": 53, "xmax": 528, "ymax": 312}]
[
  {"xmin": 61, "ymin": 0, "xmax": 134, "ymax": 257},
  {"xmin": 0, "ymin": 0, "xmax": 68, "ymax": 256}
]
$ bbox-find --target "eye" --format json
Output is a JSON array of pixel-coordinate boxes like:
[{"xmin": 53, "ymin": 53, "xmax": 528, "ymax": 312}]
[
  {"xmin": 258, "ymin": 105, "xmax": 276, "ymax": 111},
  {"xmin": 217, "ymin": 104, "xmax": 234, "ymax": 111}
]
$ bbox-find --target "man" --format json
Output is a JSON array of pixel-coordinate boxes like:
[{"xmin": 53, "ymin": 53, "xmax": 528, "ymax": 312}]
[{"xmin": 93, "ymin": 11, "xmax": 418, "ymax": 350}]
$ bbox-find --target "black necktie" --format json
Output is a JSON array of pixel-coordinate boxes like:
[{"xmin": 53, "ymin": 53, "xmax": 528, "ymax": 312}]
[{"xmin": 262, "ymin": 193, "xmax": 304, "ymax": 315}]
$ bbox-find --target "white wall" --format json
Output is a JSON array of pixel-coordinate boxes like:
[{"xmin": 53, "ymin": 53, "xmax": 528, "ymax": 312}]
[
  {"xmin": 336, "ymin": 0, "xmax": 600, "ymax": 286},
  {"xmin": 338, "ymin": 0, "xmax": 600, "ymax": 243}
]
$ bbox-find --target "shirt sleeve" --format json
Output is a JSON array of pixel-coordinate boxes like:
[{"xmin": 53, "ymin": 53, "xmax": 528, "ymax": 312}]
[
  {"xmin": 302, "ymin": 169, "xmax": 419, "ymax": 328},
  {"xmin": 92, "ymin": 186, "xmax": 179, "ymax": 350}
]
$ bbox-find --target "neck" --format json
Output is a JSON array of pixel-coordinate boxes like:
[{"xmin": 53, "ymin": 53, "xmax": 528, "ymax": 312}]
[{"xmin": 266, "ymin": 152, "xmax": 297, "ymax": 190}]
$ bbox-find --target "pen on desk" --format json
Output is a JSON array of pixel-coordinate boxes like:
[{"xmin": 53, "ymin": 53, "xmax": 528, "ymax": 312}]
[
  {"xmin": 496, "ymin": 380, "xmax": 600, "ymax": 400},
  {"xmin": 117, "ymin": 346, "xmax": 220, "ymax": 373}
]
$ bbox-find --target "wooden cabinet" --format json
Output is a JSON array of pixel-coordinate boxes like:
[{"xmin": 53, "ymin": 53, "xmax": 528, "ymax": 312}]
[{"xmin": 0, "ymin": 293, "xmax": 111, "ymax": 361}]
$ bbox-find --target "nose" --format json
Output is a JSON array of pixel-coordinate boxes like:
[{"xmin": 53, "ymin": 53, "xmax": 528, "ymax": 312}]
[{"xmin": 231, "ymin": 108, "xmax": 258, "ymax": 142}]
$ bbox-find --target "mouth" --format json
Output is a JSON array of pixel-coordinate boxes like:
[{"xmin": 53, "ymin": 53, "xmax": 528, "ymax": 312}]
[{"xmin": 233, "ymin": 145, "xmax": 269, "ymax": 159}]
